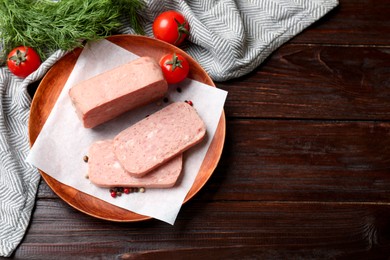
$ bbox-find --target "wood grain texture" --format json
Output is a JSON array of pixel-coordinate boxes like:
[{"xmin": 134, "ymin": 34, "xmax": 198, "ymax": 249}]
[
  {"xmin": 10, "ymin": 0, "xmax": 390, "ymax": 258},
  {"xmin": 206, "ymin": 120, "xmax": 390, "ymax": 202},
  {"xmin": 291, "ymin": 0, "xmax": 390, "ymax": 45},
  {"xmin": 14, "ymin": 200, "xmax": 390, "ymax": 259},
  {"xmin": 219, "ymin": 45, "xmax": 390, "ymax": 120}
]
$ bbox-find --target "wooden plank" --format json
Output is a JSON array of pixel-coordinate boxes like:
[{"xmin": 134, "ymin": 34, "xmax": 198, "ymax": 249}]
[
  {"xmin": 37, "ymin": 119, "xmax": 390, "ymax": 204},
  {"xmin": 218, "ymin": 45, "xmax": 390, "ymax": 120},
  {"xmin": 198, "ymin": 119, "xmax": 390, "ymax": 202},
  {"xmin": 291, "ymin": 0, "xmax": 390, "ymax": 45},
  {"xmin": 15, "ymin": 200, "xmax": 390, "ymax": 259}
]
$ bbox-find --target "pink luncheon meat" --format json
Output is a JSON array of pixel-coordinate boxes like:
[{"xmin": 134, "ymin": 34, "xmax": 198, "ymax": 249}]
[
  {"xmin": 69, "ymin": 56, "xmax": 168, "ymax": 128},
  {"xmin": 88, "ymin": 140, "xmax": 183, "ymax": 188},
  {"xmin": 113, "ymin": 102, "xmax": 206, "ymax": 177}
]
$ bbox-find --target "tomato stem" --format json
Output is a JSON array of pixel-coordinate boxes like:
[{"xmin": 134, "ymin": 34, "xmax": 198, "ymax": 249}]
[
  {"xmin": 174, "ymin": 18, "xmax": 189, "ymax": 45},
  {"xmin": 8, "ymin": 47, "xmax": 28, "ymax": 66},
  {"xmin": 165, "ymin": 53, "xmax": 183, "ymax": 71}
]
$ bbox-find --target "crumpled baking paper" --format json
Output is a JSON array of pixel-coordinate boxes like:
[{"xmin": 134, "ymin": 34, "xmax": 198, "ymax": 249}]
[{"xmin": 27, "ymin": 39, "xmax": 227, "ymax": 224}]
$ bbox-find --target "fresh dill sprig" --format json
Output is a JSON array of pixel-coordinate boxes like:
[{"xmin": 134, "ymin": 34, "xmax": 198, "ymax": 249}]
[{"xmin": 0, "ymin": 0, "xmax": 144, "ymax": 63}]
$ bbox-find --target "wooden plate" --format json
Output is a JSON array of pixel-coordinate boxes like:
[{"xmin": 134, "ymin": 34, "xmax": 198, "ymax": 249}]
[{"xmin": 28, "ymin": 35, "xmax": 226, "ymax": 222}]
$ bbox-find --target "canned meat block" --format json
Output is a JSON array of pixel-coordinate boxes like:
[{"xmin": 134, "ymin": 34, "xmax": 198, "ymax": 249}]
[{"xmin": 69, "ymin": 56, "xmax": 168, "ymax": 128}]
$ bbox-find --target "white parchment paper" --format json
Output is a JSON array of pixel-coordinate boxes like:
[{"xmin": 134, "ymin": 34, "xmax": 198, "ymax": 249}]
[{"xmin": 26, "ymin": 39, "xmax": 227, "ymax": 224}]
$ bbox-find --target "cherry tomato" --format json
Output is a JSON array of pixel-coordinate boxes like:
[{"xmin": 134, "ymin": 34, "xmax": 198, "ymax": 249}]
[
  {"xmin": 153, "ymin": 10, "xmax": 190, "ymax": 46},
  {"xmin": 159, "ymin": 53, "xmax": 190, "ymax": 84},
  {"xmin": 7, "ymin": 46, "xmax": 41, "ymax": 78}
]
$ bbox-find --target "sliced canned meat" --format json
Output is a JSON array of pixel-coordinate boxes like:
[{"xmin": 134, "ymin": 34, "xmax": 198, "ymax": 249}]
[
  {"xmin": 88, "ymin": 140, "xmax": 183, "ymax": 188},
  {"xmin": 113, "ymin": 102, "xmax": 206, "ymax": 177}
]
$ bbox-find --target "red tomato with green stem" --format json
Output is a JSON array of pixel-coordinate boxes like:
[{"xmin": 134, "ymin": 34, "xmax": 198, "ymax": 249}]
[
  {"xmin": 153, "ymin": 11, "xmax": 190, "ymax": 46},
  {"xmin": 160, "ymin": 53, "xmax": 190, "ymax": 84},
  {"xmin": 7, "ymin": 46, "xmax": 41, "ymax": 78}
]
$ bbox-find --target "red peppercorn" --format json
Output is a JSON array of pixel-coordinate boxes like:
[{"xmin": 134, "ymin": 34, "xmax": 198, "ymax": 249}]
[
  {"xmin": 110, "ymin": 191, "xmax": 117, "ymax": 198},
  {"xmin": 185, "ymin": 100, "xmax": 193, "ymax": 106},
  {"xmin": 123, "ymin": 188, "xmax": 130, "ymax": 194}
]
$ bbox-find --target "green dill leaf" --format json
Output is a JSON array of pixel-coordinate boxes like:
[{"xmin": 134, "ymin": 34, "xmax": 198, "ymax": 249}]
[{"xmin": 0, "ymin": 0, "xmax": 144, "ymax": 62}]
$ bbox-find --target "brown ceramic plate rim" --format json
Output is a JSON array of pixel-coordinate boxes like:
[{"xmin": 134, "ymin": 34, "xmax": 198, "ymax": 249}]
[{"xmin": 28, "ymin": 35, "xmax": 226, "ymax": 222}]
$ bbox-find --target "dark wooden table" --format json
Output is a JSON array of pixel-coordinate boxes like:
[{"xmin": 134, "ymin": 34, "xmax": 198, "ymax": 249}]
[{"xmin": 9, "ymin": 0, "xmax": 390, "ymax": 259}]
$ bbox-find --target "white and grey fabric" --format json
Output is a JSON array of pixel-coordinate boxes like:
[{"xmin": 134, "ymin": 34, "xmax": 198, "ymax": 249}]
[
  {"xmin": 0, "ymin": 0, "xmax": 338, "ymax": 257},
  {"xmin": 0, "ymin": 50, "xmax": 67, "ymax": 257}
]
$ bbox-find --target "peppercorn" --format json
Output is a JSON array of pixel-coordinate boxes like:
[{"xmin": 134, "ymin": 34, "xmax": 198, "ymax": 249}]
[
  {"xmin": 110, "ymin": 191, "xmax": 117, "ymax": 198},
  {"xmin": 139, "ymin": 187, "xmax": 145, "ymax": 193},
  {"xmin": 185, "ymin": 100, "xmax": 193, "ymax": 106},
  {"xmin": 83, "ymin": 155, "xmax": 89, "ymax": 163}
]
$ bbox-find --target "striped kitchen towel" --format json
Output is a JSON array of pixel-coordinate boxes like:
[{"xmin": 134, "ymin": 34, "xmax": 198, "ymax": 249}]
[
  {"xmin": 0, "ymin": 0, "xmax": 338, "ymax": 257},
  {"xmin": 124, "ymin": 0, "xmax": 339, "ymax": 81},
  {"xmin": 0, "ymin": 50, "xmax": 67, "ymax": 257}
]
